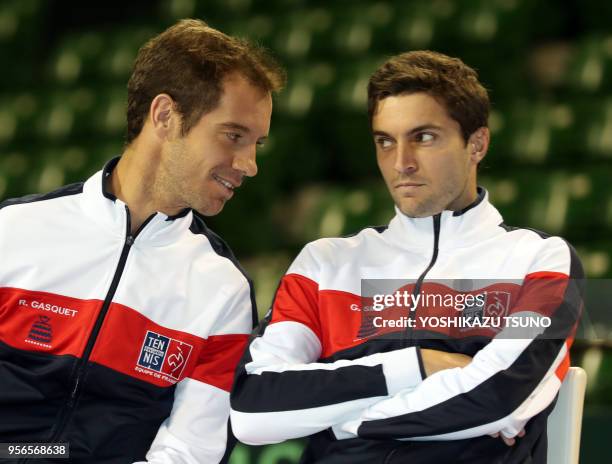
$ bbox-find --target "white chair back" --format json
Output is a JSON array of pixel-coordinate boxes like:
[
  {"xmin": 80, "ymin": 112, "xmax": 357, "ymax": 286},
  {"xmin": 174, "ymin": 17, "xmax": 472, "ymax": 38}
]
[{"xmin": 547, "ymin": 366, "xmax": 587, "ymax": 464}]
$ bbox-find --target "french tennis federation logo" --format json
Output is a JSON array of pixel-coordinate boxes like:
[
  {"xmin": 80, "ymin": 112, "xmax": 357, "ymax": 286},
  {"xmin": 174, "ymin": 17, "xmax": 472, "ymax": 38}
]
[{"xmin": 137, "ymin": 331, "xmax": 193, "ymax": 381}]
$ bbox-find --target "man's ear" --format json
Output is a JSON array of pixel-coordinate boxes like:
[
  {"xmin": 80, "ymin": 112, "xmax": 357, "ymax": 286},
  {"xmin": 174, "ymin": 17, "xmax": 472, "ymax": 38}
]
[
  {"xmin": 149, "ymin": 93, "xmax": 180, "ymax": 139},
  {"xmin": 468, "ymin": 127, "xmax": 490, "ymax": 165}
]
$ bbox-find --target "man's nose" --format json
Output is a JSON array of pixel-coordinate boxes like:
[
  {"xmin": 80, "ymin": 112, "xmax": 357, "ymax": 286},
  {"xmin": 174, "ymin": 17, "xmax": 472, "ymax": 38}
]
[
  {"xmin": 394, "ymin": 143, "xmax": 418, "ymax": 174},
  {"xmin": 233, "ymin": 146, "xmax": 258, "ymax": 177}
]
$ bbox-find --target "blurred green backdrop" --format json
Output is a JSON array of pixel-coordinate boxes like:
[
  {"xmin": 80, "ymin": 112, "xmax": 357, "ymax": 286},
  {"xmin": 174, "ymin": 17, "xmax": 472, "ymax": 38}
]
[{"xmin": 1, "ymin": 0, "xmax": 611, "ymax": 461}]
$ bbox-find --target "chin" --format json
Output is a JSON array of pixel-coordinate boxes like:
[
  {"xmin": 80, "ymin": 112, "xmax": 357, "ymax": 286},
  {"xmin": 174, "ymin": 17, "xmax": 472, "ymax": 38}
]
[
  {"xmin": 397, "ymin": 200, "xmax": 439, "ymax": 218},
  {"xmin": 195, "ymin": 200, "xmax": 226, "ymax": 217}
]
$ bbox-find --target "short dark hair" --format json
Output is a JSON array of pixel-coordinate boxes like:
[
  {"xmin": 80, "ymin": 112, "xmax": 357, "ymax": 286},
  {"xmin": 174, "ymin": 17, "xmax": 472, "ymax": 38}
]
[
  {"xmin": 367, "ymin": 51, "xmax": 489, "ymax": 143},
  {"xmin": 126, "ymin": 19, "xmax": 286, "ymax": 144}
]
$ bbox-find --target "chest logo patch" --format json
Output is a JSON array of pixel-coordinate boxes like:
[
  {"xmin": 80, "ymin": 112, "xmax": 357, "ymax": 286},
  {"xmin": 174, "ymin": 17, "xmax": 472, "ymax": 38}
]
[
  {"xmin": 137, "ymin": 330, "xmax": 193, "ymax": 381},
  {"xmin": 485, "ymin": 291, "xmax": 512, "ymax": 317},
  {"xmin": 25, "ymin": 315, "xmax": 53, "ymax": 347}
]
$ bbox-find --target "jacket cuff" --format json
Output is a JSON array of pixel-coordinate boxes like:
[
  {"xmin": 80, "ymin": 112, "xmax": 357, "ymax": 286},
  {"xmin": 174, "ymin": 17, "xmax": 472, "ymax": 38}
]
[{"xmin": 380, "ymin": 346, "xmax": 424, "ymax": 395}]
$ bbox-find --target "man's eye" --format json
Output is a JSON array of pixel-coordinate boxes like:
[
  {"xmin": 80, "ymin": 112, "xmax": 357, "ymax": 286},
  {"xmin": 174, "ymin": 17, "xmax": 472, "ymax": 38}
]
[
  {"xmin": 226, "ymin": 132, "xmax": 242, "ymax": 142},
  {"xmin": 375, "ymin": 137, "xmax": 393, "ymax": 149},
  {"xmin": 416, "ymin": 132, "xmax": 435, "ymax": 143},
  {"xmin": 256, "ymin": 140, "xmax": 265, "ymax": 148}
]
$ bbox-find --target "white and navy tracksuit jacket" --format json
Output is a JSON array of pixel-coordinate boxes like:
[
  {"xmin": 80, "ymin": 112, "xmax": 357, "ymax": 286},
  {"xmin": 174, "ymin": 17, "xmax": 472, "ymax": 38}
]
[
  {"xmin": 230, "ymin": 189, "xmax": 583, "ymax": 464},
  {"xmin": 0, "ymin": 159, "xmax": 256, "ymax": 463}
]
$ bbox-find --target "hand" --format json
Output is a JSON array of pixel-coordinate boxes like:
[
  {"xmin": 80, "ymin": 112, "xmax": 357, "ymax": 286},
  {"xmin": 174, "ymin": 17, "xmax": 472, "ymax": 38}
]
[
  {"xmin": 420, "ymin": 348, "xmax": 472, "ymax": 377},
  {"xmin": 489, "ymin": 428, "xmax": 526, "ymax": 446}
]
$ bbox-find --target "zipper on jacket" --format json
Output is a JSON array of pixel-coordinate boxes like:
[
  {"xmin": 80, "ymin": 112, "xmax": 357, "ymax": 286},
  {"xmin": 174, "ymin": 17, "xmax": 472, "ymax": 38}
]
[
  {"xmin": 406, "ymin": 213, "xmax": 441, "ymax": 340},
  {"xmin": 44, "ymin": 206, "xmax": 154, "ymax": 447}
]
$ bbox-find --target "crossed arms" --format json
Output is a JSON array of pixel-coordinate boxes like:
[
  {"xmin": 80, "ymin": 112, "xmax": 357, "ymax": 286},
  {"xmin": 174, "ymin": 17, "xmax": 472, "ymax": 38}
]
[{"xmin": 230, "ymin": 238, "xmax": 583, "ymax": 446}]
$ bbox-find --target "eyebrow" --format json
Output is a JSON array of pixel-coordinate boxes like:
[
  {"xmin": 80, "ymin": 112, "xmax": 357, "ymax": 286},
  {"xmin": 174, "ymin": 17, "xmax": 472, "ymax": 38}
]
[
  {"xmin": 218, "ymin": 122, "xmax": 268, "ymax": 142},
  {"xmin": 218, "ymin": 122, "xmax": 251, "ymax": 133},
  {"xmin": 372, "ymin": 124, "xmax": 444, "ymax": 138}
]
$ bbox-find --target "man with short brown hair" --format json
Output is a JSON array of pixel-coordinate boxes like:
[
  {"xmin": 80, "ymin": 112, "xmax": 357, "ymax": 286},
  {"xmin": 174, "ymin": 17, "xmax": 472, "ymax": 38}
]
[
  {"xmin": 231, "ymin": 51, "xmax": 582, "ymax": 463},
  {"xmin": 0, "ymin": 19, "xmax": 284, "ymax": 463}
]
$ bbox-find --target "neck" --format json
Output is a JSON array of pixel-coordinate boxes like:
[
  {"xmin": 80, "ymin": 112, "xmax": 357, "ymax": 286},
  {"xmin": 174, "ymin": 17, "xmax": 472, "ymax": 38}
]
[{"xmin": 108, "ymin": 143, "xmax": 179, "ymax": 235}]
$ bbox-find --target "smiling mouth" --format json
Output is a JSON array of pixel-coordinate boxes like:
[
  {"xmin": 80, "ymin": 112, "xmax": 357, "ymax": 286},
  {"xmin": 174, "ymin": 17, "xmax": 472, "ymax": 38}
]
[{"xmin": 213, "ymin": 174, "xmax": 237, "ymax": 191}]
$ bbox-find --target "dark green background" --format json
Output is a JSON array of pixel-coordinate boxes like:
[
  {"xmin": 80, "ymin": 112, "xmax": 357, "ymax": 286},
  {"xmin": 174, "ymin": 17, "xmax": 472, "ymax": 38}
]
[{"xmin": 1, "ymin": 0, "xmax": 610, "ymax": 461}]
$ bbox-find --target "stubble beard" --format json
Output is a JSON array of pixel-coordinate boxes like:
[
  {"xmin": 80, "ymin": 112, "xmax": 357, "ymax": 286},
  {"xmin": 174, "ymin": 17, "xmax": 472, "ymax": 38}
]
[
  {"xmin": 397, "ymin": 194, "xmax": 441, "ymax": 218},
  {"xmin": 157, "ymin": 140, "xmax": 199, "ymax": 214},
  {"xmin": 396, "ymin": 180, "xmax": 466, "ymax": 218}
]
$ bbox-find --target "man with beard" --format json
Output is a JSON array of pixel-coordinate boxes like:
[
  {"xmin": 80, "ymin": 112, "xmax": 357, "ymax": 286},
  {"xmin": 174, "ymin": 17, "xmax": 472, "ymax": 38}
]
[
  {"xmin": 0, "ymin": 19, "xmax": 284, "ymax": 463},
  {"xmin": 231, "ymin": 51, "xmax": 582, "ymax": 463}
]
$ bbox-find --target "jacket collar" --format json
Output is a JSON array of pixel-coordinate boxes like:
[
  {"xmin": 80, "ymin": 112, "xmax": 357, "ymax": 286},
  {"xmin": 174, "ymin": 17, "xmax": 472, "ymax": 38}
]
[
  {"xmin": 81, "ymin": 157, "xmax": 194, "ymax": 246},
  {"xmin": 385, "ymin": 187, "xmax": 504, "ymax": 252}
]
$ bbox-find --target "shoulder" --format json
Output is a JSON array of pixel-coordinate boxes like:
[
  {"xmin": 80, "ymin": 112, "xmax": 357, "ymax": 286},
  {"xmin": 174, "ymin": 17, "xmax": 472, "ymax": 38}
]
[
  {"xmin": 188, "ymin": 212, "xmax": 258, "ymax": 325},
  {"xmin": 288, "ymin": 225, "xmax": 388, "ymax": 276},
  {"xmin": 188, "ymin": 212, "xmax": 251, "ymax": 280},
  {"xmin": 498, "ymin": 223, "xmax": 583, "ymax": 277},
  {"xmin": 0, "ymin": 182, "xmax": 84, "ymax": 213}
]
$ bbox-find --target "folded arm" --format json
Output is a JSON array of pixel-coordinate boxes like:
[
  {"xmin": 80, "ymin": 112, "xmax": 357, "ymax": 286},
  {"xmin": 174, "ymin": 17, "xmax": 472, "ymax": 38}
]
[
  {"xmin": 230, "ymin": 271, "xmax": 426, "ymax": 445},
  {"xmin": 333, "ymin": 238, "xmax": 583, "ymax": 442}
]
